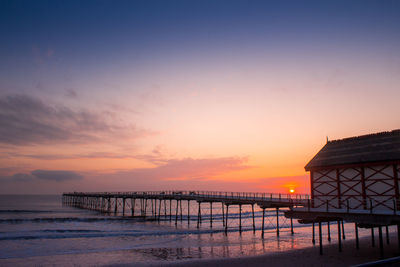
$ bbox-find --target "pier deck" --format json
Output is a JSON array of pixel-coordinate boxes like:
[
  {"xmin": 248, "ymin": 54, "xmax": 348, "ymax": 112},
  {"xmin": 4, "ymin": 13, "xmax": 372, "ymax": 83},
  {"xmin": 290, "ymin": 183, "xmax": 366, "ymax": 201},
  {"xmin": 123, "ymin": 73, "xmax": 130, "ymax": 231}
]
[{"xmin": 63, "ymin": 190, "xmax": 308, "ymax": 236}]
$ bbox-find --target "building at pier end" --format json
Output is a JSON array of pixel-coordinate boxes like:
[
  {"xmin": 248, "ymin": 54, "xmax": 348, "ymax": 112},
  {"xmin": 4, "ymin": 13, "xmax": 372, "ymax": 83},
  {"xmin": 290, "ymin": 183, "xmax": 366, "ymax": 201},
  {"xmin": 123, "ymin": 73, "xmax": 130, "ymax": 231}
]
[{"xmin": 305, "ymin": 129, "xmax": 400, "ymax": 211}]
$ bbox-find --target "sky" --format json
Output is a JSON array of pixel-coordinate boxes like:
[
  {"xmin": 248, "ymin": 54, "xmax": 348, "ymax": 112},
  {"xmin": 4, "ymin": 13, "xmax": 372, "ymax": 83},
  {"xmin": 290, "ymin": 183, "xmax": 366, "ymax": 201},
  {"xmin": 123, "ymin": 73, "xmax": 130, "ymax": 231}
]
[{"xmin": 0, "ymin": 0, "xmax": 399, "ymax": 194}]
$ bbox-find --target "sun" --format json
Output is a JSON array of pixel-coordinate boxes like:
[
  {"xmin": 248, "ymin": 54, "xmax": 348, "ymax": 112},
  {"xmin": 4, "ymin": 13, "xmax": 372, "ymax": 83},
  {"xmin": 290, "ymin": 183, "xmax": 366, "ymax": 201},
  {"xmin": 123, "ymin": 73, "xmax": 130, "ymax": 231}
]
[{"xmin": 289, "ymin": 189, "xmax": 295, "ymax": 193}]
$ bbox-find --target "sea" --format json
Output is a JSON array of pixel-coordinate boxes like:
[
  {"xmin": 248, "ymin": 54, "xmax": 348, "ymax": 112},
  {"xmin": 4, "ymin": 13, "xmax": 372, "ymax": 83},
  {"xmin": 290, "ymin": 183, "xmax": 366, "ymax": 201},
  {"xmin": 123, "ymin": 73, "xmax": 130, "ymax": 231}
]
[{"xmin": 0, "ymin": 194, "xmax": 374, "ymax": 266}]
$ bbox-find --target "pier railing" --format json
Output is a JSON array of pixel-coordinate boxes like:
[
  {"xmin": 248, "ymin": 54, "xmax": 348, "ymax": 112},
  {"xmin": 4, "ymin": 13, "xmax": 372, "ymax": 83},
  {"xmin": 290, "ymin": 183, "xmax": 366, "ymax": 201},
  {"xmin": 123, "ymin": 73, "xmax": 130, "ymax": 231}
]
[
  {"xmin": 302, "ymin": 197, "xmax": 400, "ymax": 215},
  {"xmin": 63, "ymin": 190, "xmax": 310, "ymax": 203}
]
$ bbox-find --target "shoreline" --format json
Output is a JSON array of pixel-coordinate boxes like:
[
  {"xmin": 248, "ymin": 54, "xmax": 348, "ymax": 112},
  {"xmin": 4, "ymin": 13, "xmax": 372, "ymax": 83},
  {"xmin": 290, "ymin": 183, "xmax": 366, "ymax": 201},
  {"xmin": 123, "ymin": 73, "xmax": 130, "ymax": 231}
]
[{"xmin": 119, "ymin": 233, "xmax": 400, "ymax": 267}]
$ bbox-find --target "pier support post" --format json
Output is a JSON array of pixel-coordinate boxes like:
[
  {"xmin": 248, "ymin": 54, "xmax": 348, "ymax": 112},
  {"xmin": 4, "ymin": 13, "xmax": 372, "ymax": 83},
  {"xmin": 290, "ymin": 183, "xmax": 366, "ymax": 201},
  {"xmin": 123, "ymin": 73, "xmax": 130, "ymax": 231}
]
[
  {"xmin": 169, "ymin": 200, "xmax": 172, "ymax": 221},
  {"xmin": 261, "ymin": 208, "xmax": 265, "ymax": 238},
  {"xmin": 165, "ymin": 200, "xmax": 167, "ymax": 219},
  {"xmin": 114, "ymin": 197, "xmax": 118, "ymax": 215},
  {"xmin": 222, "ymin": 203, "xmax": 225, "ymax": 227},
  {"xmin": 342, "ymin": 220, "xmax": 346, "ymax": 240},
  {"xmin": 122, "ymin": 198, "xmax": 126, "ymax": 216},
  {"xmin": 153, "ymin": 199, "xmax": 156, "ymax": 217},
  {"xmin": 318, "ymin": 222, "xmax": 323, "ymax": 255},
  {"xmin": 290, "ymin": 217, "xmax": 294, "ymax": 235},
  {"xmin": 158, "ymin": 199, "xmax": 162, "ymax": 221},
  {"xmin": 180, "ymin": 200, "xmax": 183, "ymax": 222},
  {"xmin": 239, "ymin": 205, "xmax": 242, "ymax": 233},
  {"xmin": 187, "ymin": 200, "xmax": 190, "ymax": 224},
  {"xmin": 338, "ymin": 220, "xmax": 342, "ymax": 252},
  {"xmin": 175, "ymin": 200, "xmax": 179, "ymax": 225},
  {"xmin": 276, "ymin": 208, "xmax": 279, "ymax": 237},
  {"xmin": 131, "ymin": 198, "xmax": 135, "ymax": 217},
  {"xmin": 252, "ymin": 204, "xmax": 256, "ymax": 233},
  {"xmin": 210, "ymin": 202, "xmax": 213, "ymax": 228},
  {"xmin": 144, "ymin": 199, "xmax": 147, "ymax": 218},
  {"xmin": 225, "ymin": 204, "xmax": 229, "ymax": 234},
  {"xmin": 371, "ymin": 227, "xmax": 375, "ymax": 247},
  {"xmin": 108, "ymin": 197, "xmax": 111, "ymax": 213},
  {"xmin": 312, "ymin": 223, "xmax": 315, "ymax": 244},
  {"xmin": 386, "ymin": 225, "xmax": 390, "ymax": 244},
  {"xmin": 327, "ymin": 221, "xmax": 331, "ymax": 241},
  {"xmin": 378, "ymin": 226, "xmax": 384, "ymax": 259},
  {"xmin": 355, "ymin": 223, "xmax": 359, "ymax": 249},
  {"xmin": 197, "ymin": 202, "xmax": 201, "ymax": 229}
]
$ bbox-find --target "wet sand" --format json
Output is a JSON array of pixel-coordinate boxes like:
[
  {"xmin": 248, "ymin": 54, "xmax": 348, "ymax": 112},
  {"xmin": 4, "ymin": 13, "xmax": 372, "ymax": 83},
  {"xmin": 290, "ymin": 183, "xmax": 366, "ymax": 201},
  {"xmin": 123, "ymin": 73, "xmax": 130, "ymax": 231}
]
[{"xmin": 136, "ymin": 233, "xmax": 400, "ymax": 267}]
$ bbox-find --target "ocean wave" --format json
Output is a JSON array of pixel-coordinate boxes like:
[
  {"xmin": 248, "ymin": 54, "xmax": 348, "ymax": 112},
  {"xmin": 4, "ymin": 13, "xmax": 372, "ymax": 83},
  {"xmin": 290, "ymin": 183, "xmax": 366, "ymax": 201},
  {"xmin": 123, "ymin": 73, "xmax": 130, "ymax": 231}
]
[
  {"xmin": 0, "ymin": 225, "xmax": 298, "ymax": 241},
  {"xmin": 0, "ymin": 210, "xmax": 55, "ymax": 213},
  {"xmin": 0, "ymin": 217, "xmax": 140, "ymax": 224}
]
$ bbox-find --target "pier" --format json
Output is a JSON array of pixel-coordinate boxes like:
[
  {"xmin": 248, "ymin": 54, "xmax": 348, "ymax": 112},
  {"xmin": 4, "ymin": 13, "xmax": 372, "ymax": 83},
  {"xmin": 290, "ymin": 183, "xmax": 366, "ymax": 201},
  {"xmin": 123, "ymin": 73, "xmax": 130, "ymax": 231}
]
[
  {"xmin": 63, "ymin": 190, "xmax": 400, "ymax": 260},
  {"xmin": 286, "ymin": 198, "xmax": 400, "ymax": 258},
  {"xmin": 62, "ymin": 191, "xmax": 308, "ymax": 236}
]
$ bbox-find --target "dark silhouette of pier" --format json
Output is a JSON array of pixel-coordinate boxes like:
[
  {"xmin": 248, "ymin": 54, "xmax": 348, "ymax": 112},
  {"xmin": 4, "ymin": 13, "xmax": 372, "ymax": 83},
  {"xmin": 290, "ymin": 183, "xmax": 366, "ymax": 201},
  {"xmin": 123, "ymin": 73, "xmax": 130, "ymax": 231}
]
[
  {"xmin": 62, "ymin": 190, "xmax": 308, "ymax": 236},
  {"xmin": 63, "ymin": 191, "xmax": 400, "ymax": 260}
]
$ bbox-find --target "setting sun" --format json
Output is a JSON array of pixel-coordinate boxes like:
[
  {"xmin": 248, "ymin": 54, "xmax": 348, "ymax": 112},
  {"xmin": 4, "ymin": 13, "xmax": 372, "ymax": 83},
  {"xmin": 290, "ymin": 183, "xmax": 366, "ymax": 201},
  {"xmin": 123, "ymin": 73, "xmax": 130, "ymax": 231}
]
[{"xmin": 289, "ymin": 189, "xmax": 295, "ymax": 193}]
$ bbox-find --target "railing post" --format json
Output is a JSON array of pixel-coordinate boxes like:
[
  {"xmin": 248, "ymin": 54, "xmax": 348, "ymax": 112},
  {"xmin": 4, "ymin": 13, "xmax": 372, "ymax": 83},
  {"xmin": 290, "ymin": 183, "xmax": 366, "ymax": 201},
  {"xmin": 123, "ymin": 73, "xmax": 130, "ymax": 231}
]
[{"xmin": 347, "ymin": 199, "xmax": 349, "ymax": 213}]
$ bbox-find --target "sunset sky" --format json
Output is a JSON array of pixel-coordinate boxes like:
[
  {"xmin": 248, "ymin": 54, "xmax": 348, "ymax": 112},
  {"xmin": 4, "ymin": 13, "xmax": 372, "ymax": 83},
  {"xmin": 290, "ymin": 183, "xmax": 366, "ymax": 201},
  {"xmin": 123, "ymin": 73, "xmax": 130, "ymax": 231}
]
[{"xmin": 1, "ymin": 0, "xmax": 399, "ymax": 194}]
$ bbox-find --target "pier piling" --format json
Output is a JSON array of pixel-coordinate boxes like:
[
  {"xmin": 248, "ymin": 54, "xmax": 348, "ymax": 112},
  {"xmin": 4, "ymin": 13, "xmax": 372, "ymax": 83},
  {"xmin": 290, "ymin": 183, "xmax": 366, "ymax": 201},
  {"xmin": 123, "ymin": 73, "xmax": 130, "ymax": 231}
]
[
  {"xmin": 355, "ymin": 223, "xmax": 359, "ymax": 249},
  {"xmin": 318, "ymin": 222, "xmax": 323, "ymax": 255},
  {"xmin": 371, "ymin": 227, "xmax": 375, "ymax": 247},
  {"xmin": 261, "ymin": 208, "xmax": 265, "ymax": 238},
  {"xmin": 252, "ymin": 204, "xmax": 256, "ymax": 233},
  {"xmin": 312, "ymin": 223, "xmax": 315, "ymax": 244},
  {"xmin": 338, "ymin": 220, "xmax": 342, "ymax": 252},
  {"xmin": 378, "ymin": 226, "xmax": 384, "ymax": 259},
  {"xmin": 327, "ymin": 221, "xmax": 331, "ymax": 241}
]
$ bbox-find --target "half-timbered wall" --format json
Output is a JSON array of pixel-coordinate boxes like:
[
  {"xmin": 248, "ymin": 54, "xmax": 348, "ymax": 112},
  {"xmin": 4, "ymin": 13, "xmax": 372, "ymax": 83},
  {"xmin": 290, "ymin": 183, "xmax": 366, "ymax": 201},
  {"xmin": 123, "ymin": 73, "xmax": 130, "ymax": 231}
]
[
  {"xmin": 364, "ymin": 164, "xmax": 397, "ymax": 210},
  {"xmin": 312, "ymin": 169, "xmax": 339, "ymax": 209},
  {"xmin": 311, "ymin": 163, "xmax": 399, "ymax": 211},
  {"xmin": 339, "ymin": 167, "xmax": 364, "ymax": 209}
]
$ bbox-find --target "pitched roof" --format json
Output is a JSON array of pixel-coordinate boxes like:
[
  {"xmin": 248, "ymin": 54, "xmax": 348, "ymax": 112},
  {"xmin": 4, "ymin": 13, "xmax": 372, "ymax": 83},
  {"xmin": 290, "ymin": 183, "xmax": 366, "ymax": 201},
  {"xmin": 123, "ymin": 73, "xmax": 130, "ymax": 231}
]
[{"xmin": 305, "ymin": 129, "xmax": 400, "ymax": 170}]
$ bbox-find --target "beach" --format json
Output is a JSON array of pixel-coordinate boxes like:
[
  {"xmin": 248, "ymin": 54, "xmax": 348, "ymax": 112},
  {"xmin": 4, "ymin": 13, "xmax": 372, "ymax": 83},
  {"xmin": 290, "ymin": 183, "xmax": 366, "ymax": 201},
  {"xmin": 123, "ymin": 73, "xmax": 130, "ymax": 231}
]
[{"xmin": 146, "ymin": 234, "xmax": 400, "ymax": 267}]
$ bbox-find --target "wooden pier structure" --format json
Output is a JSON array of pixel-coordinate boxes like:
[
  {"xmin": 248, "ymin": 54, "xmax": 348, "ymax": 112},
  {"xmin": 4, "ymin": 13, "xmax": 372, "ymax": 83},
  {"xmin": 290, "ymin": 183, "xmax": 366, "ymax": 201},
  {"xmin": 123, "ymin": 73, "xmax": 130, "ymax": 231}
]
[
  {"xmin": 62, "ymin": 191, "xmax": 308, "ymax": 236},
  {"xmin": 287, "ymin": 130, "xmax": 400, "ymax": 259},
  {"xmin": 286, "ymin": 198, "xmax": 400, "ymax": 258}
]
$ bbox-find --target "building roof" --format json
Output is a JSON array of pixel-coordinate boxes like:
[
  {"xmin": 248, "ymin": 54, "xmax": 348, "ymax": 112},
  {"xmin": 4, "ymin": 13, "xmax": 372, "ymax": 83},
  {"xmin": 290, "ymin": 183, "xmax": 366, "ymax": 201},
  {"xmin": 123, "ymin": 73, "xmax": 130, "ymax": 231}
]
[{"xmin": 305, "ymin": 129, "xmax": 400, "ymax": 170}]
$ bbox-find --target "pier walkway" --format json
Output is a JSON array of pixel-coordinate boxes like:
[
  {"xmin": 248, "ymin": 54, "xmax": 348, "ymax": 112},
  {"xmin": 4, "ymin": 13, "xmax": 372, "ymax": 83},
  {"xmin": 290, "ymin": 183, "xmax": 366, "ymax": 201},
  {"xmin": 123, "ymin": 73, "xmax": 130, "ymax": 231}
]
[{"xmin": 63, "ymin": 191, "xmax": 309, "ymax": 236}]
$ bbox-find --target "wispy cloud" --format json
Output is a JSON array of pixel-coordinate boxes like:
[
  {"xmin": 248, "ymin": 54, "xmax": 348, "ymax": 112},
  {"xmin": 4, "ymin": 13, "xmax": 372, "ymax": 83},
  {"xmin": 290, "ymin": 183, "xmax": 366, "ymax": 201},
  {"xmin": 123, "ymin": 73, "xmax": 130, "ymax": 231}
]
[
  {"xmin": 1, "ymin": 170, "xmax": 83, "ymax": 183},
  {"xmin": 0, "ymin": 94, "xmax": 144, "ymax": 146},
  {"xmin": 112, "ymin": 156, "xmax": 251, "ymax": 181},
  {"xmin": 31, "ymin": 170, "xmax": 83, "ymax": 182},
  {"xmin": 64, "ymin": 88, "xmax": 78, "ymax": 98}
]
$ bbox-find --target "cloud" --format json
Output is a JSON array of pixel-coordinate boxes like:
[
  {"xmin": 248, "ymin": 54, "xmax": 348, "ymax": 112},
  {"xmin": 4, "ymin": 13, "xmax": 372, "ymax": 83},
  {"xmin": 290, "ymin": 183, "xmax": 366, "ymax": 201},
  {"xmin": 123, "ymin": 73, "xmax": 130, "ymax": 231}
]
[
  {"xmin": 0, "ymin": 94, "xmax": 143, "ymax": 146},
  {"xmin": 0, "ymin": 169, "xmax": 83, "ymax": 183},
  {"xmin": 11, "ymin": 173, "xmax": 35, "ymax": 182},
  {"xmin": 3, "ymin": 144, "xmax": 169, "ymax": 163},
  {"xmin": 64, "ymin": 88, "xmax": 78, "ymax": 98},
  {"xmin": 31, "ymin": 170, "xmax": 83, "ymax": 182},
  {"xmin": 113, "ymin": 156, "xmax": 251, "ymax": 181}
]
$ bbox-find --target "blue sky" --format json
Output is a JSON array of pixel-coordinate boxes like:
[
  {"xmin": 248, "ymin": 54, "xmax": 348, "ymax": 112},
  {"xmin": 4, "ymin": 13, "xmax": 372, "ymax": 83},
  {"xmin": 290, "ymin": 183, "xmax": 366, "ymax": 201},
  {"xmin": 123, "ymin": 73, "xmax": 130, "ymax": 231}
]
[{"xmin": 0, "ymin": 0, "xmax": 399, "ymax": 194}]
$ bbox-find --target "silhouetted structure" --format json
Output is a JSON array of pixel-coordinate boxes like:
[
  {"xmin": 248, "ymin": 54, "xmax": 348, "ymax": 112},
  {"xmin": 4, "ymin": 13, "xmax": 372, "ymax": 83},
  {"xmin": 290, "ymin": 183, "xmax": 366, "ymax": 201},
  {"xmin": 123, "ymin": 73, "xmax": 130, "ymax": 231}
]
[
  {"xmin": 306, "ymin": 129, "xmax": 400, "ymax": 211},
  {"xmin": 287, "ymin": 129, "xmax": 400, "ymax": 258}
]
